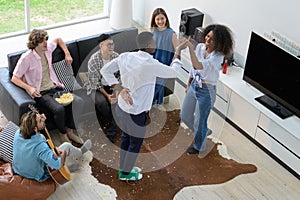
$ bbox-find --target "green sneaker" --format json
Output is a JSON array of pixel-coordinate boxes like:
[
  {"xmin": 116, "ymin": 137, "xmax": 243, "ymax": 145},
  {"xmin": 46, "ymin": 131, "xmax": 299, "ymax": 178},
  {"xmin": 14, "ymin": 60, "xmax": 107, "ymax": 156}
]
[
  {"xmin": 118, "ymin": 166, "xmax": 142, "ymax": 174},
  {"xmin": 118, "ymin": 171, "xmax": 143, "ymax": 181},
  {"xmin": 132, "ymin": 166, "xmax": 142, "ymax": 173}
]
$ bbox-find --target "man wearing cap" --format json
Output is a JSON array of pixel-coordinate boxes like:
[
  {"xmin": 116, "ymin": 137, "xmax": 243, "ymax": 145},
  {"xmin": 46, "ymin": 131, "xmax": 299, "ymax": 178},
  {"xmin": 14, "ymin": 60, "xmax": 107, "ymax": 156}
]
[{"xmin": 86, "ymin": 34, "xmax": 120, "ymax": 143}]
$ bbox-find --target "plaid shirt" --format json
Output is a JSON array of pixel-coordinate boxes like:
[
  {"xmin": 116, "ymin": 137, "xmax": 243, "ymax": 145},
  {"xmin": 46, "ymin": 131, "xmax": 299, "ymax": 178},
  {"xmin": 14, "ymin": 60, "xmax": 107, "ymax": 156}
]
[{"xmin": 86, "ymin": 50, "xmax": 119, "ymax": 95}]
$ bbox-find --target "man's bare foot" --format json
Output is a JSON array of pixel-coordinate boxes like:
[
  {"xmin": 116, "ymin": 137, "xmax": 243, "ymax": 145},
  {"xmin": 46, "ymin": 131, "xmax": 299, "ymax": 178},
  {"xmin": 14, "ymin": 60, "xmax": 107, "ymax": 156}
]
[{"xmin": 66, "ymin": 129, "xmax": 84, "ymax": 144}]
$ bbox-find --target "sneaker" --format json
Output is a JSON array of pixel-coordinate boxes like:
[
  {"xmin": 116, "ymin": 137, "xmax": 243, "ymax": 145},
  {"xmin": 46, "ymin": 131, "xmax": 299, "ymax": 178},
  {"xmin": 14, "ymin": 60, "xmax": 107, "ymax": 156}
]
[
  {"xmin": 132, "ymin": 166, "xmax": 142, "ymax": 173},
  {"xmin": 118, "ymin": 171, "xmax": 143, "ymax": 181},
  {"xmin": 187, "ymin": 146, "xmax": 199, "ymax": 154}
]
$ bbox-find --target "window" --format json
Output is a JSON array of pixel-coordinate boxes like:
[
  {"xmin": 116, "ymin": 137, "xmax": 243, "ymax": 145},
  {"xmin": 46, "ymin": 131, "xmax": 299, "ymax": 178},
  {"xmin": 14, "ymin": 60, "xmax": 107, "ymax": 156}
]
[
  {"xmin": 0, "ymin": 0, "xmax": 106, "ymax": 38},
  {"xmin": 0, "ymin": 1, "xmax": 25, "ymax": 34}
]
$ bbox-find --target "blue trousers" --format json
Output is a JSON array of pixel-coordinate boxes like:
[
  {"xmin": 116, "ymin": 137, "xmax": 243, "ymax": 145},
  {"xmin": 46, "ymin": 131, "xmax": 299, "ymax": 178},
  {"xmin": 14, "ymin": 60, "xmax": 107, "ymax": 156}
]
[
  {"xmin": 114, "ymin": 105, "xmax": 146, "ymax": 173},
  {"xmin": 180, "ymin": 80, "xmax": 216, "ymax": 152}
]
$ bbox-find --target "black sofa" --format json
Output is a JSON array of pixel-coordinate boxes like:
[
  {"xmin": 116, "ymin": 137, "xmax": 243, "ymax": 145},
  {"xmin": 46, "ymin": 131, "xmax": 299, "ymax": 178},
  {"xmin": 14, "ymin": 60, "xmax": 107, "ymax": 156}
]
[{"xmin": 0, "ymin": 27, "xmax": 139, "ymax": 129}]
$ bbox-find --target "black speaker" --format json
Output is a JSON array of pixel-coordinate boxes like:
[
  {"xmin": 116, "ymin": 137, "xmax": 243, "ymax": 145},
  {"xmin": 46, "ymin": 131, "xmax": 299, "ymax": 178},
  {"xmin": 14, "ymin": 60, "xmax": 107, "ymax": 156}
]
[{"xmin": 179, "ymin": 8, "xmax": 204, "ymax": 36}]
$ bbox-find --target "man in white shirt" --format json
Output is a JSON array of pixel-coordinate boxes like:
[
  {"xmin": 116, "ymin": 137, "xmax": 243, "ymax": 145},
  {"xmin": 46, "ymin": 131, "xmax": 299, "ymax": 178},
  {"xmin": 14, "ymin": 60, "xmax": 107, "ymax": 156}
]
[{"xmin": 100, "ymin": 31, "xmax": 184, "ymax": 181}]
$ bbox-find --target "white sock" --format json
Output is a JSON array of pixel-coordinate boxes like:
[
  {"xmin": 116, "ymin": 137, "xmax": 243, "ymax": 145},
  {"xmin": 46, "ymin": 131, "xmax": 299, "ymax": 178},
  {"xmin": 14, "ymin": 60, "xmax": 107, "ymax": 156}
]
[{"xmin": 81, "ymin": 139, "xmax": 92, "ymax": 154}]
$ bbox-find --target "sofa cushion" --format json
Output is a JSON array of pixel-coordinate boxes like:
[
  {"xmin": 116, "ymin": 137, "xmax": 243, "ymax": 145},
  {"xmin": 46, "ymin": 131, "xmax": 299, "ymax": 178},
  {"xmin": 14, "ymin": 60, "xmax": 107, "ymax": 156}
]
[
  {"xmin": 52, "ymin": 60, "xmax": 82, "ymax": 92},
  {"xmin": 0, "ymin": 121, "xmax": 19, "ymax": 163},
  {"xmin": 76, "ymin": 35, "xmax": 100, "ymax": 74}
]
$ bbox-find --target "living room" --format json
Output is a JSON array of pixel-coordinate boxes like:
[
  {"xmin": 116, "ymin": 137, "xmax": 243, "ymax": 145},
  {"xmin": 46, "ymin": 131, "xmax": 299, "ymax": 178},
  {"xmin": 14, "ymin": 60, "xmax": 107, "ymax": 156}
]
[{"xmin": 0, "ymin": 0, "xmax": 300, "ymax": 199}]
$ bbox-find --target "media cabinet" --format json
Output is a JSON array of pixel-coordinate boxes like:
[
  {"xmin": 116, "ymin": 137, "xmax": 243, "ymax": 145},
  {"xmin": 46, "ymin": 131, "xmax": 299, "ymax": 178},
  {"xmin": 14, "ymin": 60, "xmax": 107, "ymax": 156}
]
[
  {"xmin": 176, "ymin": 59, "xmax": 300, "ymax": 179},
  {"xmin": 216, "ymin": 67, "xmax": 300, "ymax": 178}
]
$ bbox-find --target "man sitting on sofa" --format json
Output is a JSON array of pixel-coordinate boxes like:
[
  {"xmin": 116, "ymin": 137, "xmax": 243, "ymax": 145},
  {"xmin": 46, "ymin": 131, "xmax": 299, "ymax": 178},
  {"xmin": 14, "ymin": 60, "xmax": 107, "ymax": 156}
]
[
  {"xmin": 86, "ymin": 34, "xmax": 120, "ymax": 143},
  {"xmin": 11, "ymin": 29, "xmax": 84, "ymax": 144}
]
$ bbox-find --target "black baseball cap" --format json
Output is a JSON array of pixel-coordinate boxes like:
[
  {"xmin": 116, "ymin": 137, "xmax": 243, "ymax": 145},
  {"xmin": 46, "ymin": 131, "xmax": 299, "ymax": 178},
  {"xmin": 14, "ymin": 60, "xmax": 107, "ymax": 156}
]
[{"xmin": 98, "ymin": 33, "xmax": 111, "ymax": 43}]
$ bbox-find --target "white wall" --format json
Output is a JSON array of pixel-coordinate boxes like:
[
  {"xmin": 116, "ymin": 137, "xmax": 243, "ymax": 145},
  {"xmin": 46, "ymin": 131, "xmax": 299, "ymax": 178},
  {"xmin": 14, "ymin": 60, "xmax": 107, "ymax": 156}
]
[{"xmin": 133, "ymin": 0, "xmax": 300, "ymax": 67}]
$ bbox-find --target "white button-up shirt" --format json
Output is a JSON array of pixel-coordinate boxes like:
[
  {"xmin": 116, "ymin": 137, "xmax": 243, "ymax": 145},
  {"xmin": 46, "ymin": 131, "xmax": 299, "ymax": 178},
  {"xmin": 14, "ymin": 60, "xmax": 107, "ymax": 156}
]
[
  {"xmin": 189, "ymin": 43, "xmax": 224, "ymax": 86},
  {"xmin": 100, "ymin": 50, "xmax": 182, "ymax": 114}
]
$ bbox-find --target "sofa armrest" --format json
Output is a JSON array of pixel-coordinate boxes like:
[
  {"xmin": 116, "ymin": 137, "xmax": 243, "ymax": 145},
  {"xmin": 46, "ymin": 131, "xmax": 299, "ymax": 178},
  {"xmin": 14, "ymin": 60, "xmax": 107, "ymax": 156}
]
[{"xmin": 0, "ymin": 67, "xmax": 35, "ymax": 124}]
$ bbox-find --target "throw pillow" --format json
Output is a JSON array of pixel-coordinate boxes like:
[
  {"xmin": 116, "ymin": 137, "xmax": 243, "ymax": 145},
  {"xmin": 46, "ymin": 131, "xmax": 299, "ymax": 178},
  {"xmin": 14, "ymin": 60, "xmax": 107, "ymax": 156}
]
[
  {"xmin": 0, "ymin": 121, "xmax": 19, "ymax": 163},
  {"xmin": 52, "ymin": 60, "xmax": 81, "ymax": 92}
]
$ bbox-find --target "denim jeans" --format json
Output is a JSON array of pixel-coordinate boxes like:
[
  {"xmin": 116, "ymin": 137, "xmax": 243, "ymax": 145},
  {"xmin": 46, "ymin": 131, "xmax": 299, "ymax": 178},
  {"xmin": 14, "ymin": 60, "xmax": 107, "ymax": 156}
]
[{"xmin": 180, "ymin": 80, "xmax": 216, "ymax": 152}]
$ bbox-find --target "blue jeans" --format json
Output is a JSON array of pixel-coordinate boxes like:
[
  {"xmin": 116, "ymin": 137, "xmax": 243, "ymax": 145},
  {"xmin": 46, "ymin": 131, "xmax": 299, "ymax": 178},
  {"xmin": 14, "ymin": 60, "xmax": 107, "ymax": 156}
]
[{"xmin": 180, "ymin": 80, "xmax": 216, "ymax": 152}]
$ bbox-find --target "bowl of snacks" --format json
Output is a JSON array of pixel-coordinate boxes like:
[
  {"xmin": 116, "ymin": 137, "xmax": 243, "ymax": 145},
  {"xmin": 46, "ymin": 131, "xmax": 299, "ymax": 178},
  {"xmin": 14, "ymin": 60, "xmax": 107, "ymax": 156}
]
[{"xmin": 53, "ymin": 91, "xmax": 74, "ymax": 106}]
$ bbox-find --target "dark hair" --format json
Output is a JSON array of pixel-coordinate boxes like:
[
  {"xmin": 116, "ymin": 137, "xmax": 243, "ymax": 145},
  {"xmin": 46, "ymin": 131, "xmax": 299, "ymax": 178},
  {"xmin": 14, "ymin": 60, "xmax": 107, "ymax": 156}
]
[
  {"xmin": 27, "ymin": 29, "xmax": 48, "ymax": 49},
  {"xmin": 150, "ymin": 8, "xmax": 170, "ymax": 30},
  {"xmin": 19, "ymin": 111, "xmax": 37, "ymax": 139},
  {"xmin": 98, "ymin": 33, "xmax": 111, "ymax": 43},
  {"xmin": 200, "ymin": 24, "xmax": 234, "ymax": 58},
  {"xmin": 136, "ymin": 32, "xmax": 154, "ymax": 50}
]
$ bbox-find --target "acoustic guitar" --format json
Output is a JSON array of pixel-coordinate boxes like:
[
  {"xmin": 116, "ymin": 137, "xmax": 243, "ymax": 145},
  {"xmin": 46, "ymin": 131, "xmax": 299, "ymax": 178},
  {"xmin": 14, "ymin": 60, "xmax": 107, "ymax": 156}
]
[{"xmin": 28, "ymin": 104, "xmax": 71, "ymax": 185}]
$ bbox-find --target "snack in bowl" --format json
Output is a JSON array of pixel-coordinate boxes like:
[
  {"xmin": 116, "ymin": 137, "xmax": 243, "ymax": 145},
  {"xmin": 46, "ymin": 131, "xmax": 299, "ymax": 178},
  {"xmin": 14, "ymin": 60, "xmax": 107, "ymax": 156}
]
[{"xmin": 55, "ymin": 92, "xmax": 74, "ymax": 106}]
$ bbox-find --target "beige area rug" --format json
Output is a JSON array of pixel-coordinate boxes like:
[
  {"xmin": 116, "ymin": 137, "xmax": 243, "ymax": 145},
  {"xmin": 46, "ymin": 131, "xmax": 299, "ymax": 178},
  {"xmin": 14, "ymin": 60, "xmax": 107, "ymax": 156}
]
[{"xmin": 48, "ymin": 151, "xmax": 117, "ymax": 200}]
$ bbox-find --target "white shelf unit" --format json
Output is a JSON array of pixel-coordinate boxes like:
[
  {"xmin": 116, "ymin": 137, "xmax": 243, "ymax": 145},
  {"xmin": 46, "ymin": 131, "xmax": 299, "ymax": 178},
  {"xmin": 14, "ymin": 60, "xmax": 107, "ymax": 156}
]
[{"xmin": 218, "ymin": 67, "xmax": 300, "ymax": 177}]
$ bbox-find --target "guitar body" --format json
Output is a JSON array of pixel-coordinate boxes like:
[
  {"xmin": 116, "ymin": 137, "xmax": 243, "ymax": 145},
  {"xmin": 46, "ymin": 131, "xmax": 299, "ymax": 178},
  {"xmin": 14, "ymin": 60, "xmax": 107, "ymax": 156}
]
[{"xmin": 47, "ymin": 164, "xmax": 71, "ymax": 185}]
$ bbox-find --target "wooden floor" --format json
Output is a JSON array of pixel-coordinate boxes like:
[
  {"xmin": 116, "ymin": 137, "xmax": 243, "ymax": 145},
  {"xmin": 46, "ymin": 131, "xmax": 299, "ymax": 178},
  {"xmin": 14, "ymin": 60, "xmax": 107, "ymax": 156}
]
[{"xmin": 1, "ymin": 19, "xmax": 300, "ymax": 200}]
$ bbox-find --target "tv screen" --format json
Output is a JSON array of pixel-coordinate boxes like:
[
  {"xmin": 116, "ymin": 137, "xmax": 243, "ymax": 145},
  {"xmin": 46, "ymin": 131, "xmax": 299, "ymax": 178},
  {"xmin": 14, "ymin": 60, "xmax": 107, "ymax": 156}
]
[{"xmin": 243, "ymin": 31, "xmax": 300, "ymax": 119}]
